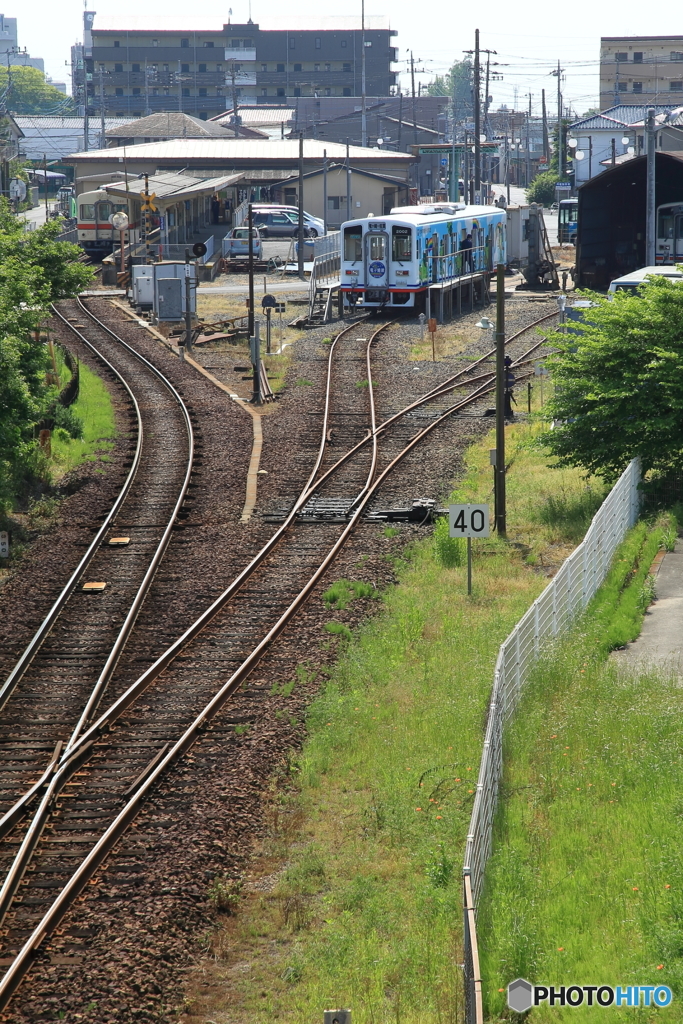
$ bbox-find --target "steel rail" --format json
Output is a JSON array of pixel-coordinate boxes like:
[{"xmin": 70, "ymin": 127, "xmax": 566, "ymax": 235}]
[
  {"xmin": 0, "ymin": 353, "xmax": 510, "ymax": 1011},
  {"xmin": 0, "ymin": 301, "xmax": 195, "ymax": 924}
]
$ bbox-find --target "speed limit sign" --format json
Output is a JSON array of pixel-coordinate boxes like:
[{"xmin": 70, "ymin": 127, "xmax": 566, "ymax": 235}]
[{"xmin": 448, "ymin": 504, "xmax": 490, "ymax": 538}]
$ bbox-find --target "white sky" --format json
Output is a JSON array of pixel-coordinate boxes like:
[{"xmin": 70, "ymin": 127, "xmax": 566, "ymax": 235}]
[{"xmin": 18, "ymin": 0, "xmax": 683, "ymax": 118}]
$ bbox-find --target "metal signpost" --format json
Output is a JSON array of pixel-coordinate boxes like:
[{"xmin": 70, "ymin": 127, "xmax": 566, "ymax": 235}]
[
  {"xmin": 0, "ymin": 531, "xmax": 8, "ymax": 559},
  {"xmin": 275, "ymin": 302, "xmax": 286, "ymax": 352},
  {"xmin": 262, "ymin": 293, "xmax": 277, "ymax": 353},
  {"xmin": 250, "ymin": 321, "xmax": 261, "ymax": 404},
  {"xmin": 449, "ymin": 504, "xmax": 490, "ymax": 595},
  {"xmin": 428, "ymin": 317, "xmax": 437, "ymax": 360}
]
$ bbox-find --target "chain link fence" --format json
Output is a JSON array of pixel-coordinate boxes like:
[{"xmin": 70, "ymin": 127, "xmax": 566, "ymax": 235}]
[{"xmin": 462, "ymin": 458, "xmax": 641, "ymax": 1024}]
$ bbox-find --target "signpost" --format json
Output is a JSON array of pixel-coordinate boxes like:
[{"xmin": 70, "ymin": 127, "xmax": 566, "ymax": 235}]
[
  {"xmin": 448, "ymin": 503, "xmax": 490, "ymax": 595},
  {"xmin": 262, "ymin": 293, "xmax": 277, "ymax": 353},
  {"xmin": 0, "ymin": 531, "xmax": 8, "ymax": 559},
  {"xmin": 427, "ymin": 317, "xmax": 437, "ymax": 360}
]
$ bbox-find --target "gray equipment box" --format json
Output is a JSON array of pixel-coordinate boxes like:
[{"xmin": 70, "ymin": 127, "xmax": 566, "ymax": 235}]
[
  {"xmin": 131, "ymin": 265, "xmax": 155, "ymax": 309},
  {"xmin": 153, "ymin": 262, "xmax": 196, "ymax": 321}
]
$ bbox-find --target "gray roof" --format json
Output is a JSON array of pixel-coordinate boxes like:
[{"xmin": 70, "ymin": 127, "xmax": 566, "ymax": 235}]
[
  {"xmin": 104, "ymin": 170, "xmax": 243, "ymax": 202},
  {"xmin": 105, "ymin": 112, "xmax": 233, "ymax": 139},
  {"xmin": 65, "ymin": 138, "xmax": 413, "ymax": 163},
  {"xmin": 570, "ymin": 104, "xmax": 679, "ymax": 130}
]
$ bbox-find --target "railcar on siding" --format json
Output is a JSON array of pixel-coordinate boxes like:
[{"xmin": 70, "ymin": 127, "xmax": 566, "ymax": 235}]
[{"xmin": 340, "ymin": 203, "xmax": 507, "ymax": 310}]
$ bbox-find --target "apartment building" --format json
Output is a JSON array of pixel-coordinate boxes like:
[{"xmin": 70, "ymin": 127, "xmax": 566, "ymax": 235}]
[
  {"xmin": 600, "ymin": 36, "xmax": 683, "ymax": 109},
  {"xmin": 78, "ymin": 13, "xmax": 398, "ymax": 120}
]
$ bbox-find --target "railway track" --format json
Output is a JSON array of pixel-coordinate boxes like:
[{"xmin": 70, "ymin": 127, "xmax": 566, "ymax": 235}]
[{"xmin": 0, "ymin": 303, "xmax": 556, "ymax": 1013}]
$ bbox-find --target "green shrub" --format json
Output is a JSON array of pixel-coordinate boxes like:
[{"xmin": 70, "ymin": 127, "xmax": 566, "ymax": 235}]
[
  {"xmin": 433, "ymin": 516, "xmax": 465, "ymax": 567},
  {"xmin": 323, "ymin": 579, "xmax": 375, "ymax": 611}
]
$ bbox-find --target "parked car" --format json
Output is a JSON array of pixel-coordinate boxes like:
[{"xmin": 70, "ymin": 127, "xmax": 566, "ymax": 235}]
[
  {"xmin": 224, "ymin": 226, "xmax": 262, "ymax": 259},
  {"xmin": 252, "ymin": 204, "xmax": 324, "ymax": 237},
  {"xmin": 251, "ymin": 210, "xmax": 312, "ymax": 238}
]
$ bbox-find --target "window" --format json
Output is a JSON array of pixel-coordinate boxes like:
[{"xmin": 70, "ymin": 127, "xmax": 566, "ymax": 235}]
[
  {"xmin": 204, "ymin": 41, "xmax": 214, "ymax": 47},
  {"xmin": 182, "ymin": 87, "xmax": 190, "ymax": 96},
  {"xmin": 633, "ymin": 82, "xmax": 643, "ymax": 93},
  {"xmin": 343, "ymin": 62, "xmax": 351, "ymax": 72},
  {"xmin": 132, "ymin": 87, "xmax": 140, "ymax": 95},
  {"xmin": 115, "ymin": 87, "xmax": 123, "ymax": 96},
  {"xmin": 261, "ymin": 88, "xmax": 267, "ymax": 95},
  {"xmin": 289, "ymin": 37, "xmax": 295, "ymax": 49},
  {"xmin": 164, "ymin": 88, "xmax": 169, "ymax": 95},
  {"xmin": 294, "ymin": 87, "xmax": 301, "ymax": 96},
  {"xmin": 277, "ymin": 62, "xmax": 285, "ymax": 72},
  {"xmin": 80, "ymin": 204, "xmax": 95, "ymax": 219},
  {"xmin": 325, "ymin": 62, "xmax": 331, "ymax": 72},
  {"xmin": 163, "ymin": 64, "xmax": 169, "ymax": 72},
  {"xmin": 181, "ymin": 63, "xmax": 190, "ymax": 73},
  {"xmin": 113, "ymin": 40, "xmax": 120, "ymax": 47},
  {"xmin": 671, "ymin": 81, "xmax": 683, "ymax": 90},
  {"xmin": 315, "ymin": 36, "xmax": 321, "ymax": 49},
  {"xmin": 132, "ymin": 63, "xmax": 140, "ymax": 72},
  {"xmin": 181, "ymin": 38, "xmax": 189, "ymax": 48},
  {"xmin": 97, "ymin": 203, "xmax": 112, "ymax": 219},
  {"xmin": 244, "ymin": 38, "xmax": 253, "ymax": 47},
  {"xmin": 343, "ymin": 87, "xmax": 351, "ymax": 96},
  {"xmin": 294, "ymin": 63, "xmax": 302, "ymax": 71},
  {"xmin": 216, "ymin": 64, "xmax": 222, "ymax": 71},
  {"xmin": 615, "ymin": 52, "xmax": 627, "ymax": 62},
  {"xmin": 659, "ymin": 212, "xmax": 674, "ymax": 238},
  {"xmin": 618, "ymin": 81, "xmax": 628, "ymax": 91},
  {"xmin": 114, "ymin": 63, "xmax": 123, "ymax": 73},
  {"xmin": 314, "ymin": 63, "xmax": 320, "ymax": 71},
  {"xmin": 344, "ymin": 225, "xmax": 362, "ymax": 260},
  {"xmin": 325, "ymin": 87, "xmax": 331, "ymax": 96},
  {"xmin": 153, "ymin": 38, "xmax": 158, "ymax": 46},
  {"xmin": 392, "ymin": 225, "xmax": 412, "ymax": 261},
  {"xmin": 152, "ymin": 87, "xmax": 158, "ymax": 95},
  {"xmin": 369, "ymin": 235, "xmax": 386, "ymax": 261},
  {"xmin": 633, "ymin": 52, "xmax": 643, "ymax": 63},
  {"xmin": 341, "ymin": 39, "xmax": 347, "ymax": 48},
  {"xmin": 199, "ymin": 63, "xmax": 207, "ymax": 73},
  {"xmin": 199, "ymin": 87, "xmax": 207, "ymax": 96},
  {"xmin": 671, "ymin": 51, "xmax": 683, "ymax": 61},
  {"xmin": 261, "ymin": 63, "xmax": 267, "ymax": 71},
  {"xmin": 277, "ymin": 87, "xmax": 285, "ymax": 96}
]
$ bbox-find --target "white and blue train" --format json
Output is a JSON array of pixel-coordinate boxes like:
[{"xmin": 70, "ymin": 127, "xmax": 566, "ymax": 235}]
[{"xmin": 340, "ymin": 203, "xmax": 507, "ymax": 310}]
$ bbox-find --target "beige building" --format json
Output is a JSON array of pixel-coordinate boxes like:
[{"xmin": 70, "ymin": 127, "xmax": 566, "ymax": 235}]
[
  {"xmin": 271, "ymin": 164, "xmax": 411, "ymax": 229},
  {"xmin": 600, "ymin": 36, "xmax": 683, "ymax": 109}
]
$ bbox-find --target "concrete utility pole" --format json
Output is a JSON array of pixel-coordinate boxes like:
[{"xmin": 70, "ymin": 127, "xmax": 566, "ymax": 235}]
[
  {"xmin": 526, "ymin": 93, "xmax": 531, "ymax": 186},
  {"xmin": 646, "ymin": 107, "xmax": 656, "ymax": 266},
  {"xmin": 473, "ymin": 29, "xmax": 481, "ymax": 196},
  {"xmin": 298, "ymin": 132, "xmax": 305, "ymax": 280},
  {"xmin": 495, "ymin": 263, "xmax": 506, "ymax": 536},
  {"xmin": 410, "ymin": 51, "xmax": 418, "ymax": 146},
  {"xmin": 322, "ymin": 148, "xmax": 328, "ymax": 235},
  {"xmin": 346, "ymin": 138, "xmax": 351, "ymax": 222},
  {"xmin": 99, "ymin": 72, "xmax": 106, "ymax": 148},
  {"xmin": 542, "ymin": 88, "xmax": 549, "ymax": 164},
  {"xmin": 247, "ymin": 203, "xmax": 255, "ymax": 337},
  {"xmin": 360, "ymin": 0, "xmax": 367, "ymax": 147},
  {"xmin": 184, "ymin": 248, "xmax": 193, "ymax": 350},
  {"xmin": 554, "ymin": 61, "xmax": 564, "ymax": 177}
]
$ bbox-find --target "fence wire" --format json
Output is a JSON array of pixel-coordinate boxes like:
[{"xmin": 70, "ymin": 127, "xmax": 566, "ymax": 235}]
[{"xmin": 462, "ymin": 458, "xmax": 641, "ymax": 1024}]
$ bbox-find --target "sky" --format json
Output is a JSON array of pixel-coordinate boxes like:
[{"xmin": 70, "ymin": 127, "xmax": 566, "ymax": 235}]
[{"xmin": 19, "ymin": 0, "xmax": 683, "ymax": 120}]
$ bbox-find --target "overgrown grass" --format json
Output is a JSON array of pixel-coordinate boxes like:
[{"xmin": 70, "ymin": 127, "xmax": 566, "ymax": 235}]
[
  {"xmin": 49, "ymin": 360, "xmax": 116, "ymax": 479},
  {"xmin": 480, "ymin": 512, "xmax": 679, "ymax": 1022},
  {"xmin": 323, "ymin": 579, "xmax": 376, "ymax": 611},
  {"xmin": 183, "ymin": 414, "xmax": 611, "ymax": 1024}
]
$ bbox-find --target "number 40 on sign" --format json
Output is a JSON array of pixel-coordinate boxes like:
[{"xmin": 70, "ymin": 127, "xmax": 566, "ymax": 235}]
[{"xmin": 448, "ymin": 503, "xmax": 490, "ymax": 595}]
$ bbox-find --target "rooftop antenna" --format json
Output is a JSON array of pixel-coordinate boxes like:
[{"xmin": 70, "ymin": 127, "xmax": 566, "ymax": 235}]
[
  {"xmin": 248, "ymin": 0, "xmax": 253, "ymax": 23},
  {"xmin": 228, "ymin": 8, "xmax": 232, "ymax": 25}
]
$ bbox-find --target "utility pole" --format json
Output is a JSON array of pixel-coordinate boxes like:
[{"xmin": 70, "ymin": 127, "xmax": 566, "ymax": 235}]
[
  {"xmin": 298, "ymin": 131, "xmax": 305, "ymax": 280},
  {"xmin": 322, "ymin": 148, "xmax": 328, "ymax": 235},
  {"xmin": 410, "ymin": 51, "xmax": 418, "ymax": 146},
  {"xmin": 184, "ymin": 248, "xmax": 193, "ymax": 350},
  {"xmin": 495, "ymin": 262, "xmax": 506, "ymax": 537},
  {"xmin": 346, "ymin": 138, "xmax": 351, "ymax": 222},
  {"xmin": 360, "ymin": 0, "xmax": 367, "ymax": 147},
  {"xmin": 229, "ymin": 59, "xmax": 239, "ymax": 127},
  {"xmin": 646, "ymin": 107, "xmax": 656, "ymax": 266},
  {"xmin": 99, "ymin": 71, "xmax": 106, "ymax": 148},
  {"xmin": 143, "ymin": 172, "xmax": 151, "ymax": 264},
  {"xmin": 397, "ymin": 91, "xmax": 403, "ymax": 149},
  {"xmin": 553, "ymin": 61, "xmax": 564, "ymax": 177},
  {"xmin": 43, "ymin": 153, "xmax": 48, "ymax": 216},
  {"xmin": 248, "ymin": 203, "xmax": 255, "ymax": 338},
  {"xmin": 526, "ymin": 93, "xmax": 531, "ymax": 187},
  {"xmin": 542, "ymin": 88, "xmax": 549, "ymax": 165},
  {"xmin": 473, "ymin": 29, "xmax": 481, "ymax": 196}
]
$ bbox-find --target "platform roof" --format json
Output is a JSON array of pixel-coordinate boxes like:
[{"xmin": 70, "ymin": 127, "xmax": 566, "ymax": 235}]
[
  {"xmin": 104, "ymin": 170, "xmax": 243, "ymax": 203},
  {"xmin": 65, "ymin": 138, "xmax": 412, "ymax": 164}
]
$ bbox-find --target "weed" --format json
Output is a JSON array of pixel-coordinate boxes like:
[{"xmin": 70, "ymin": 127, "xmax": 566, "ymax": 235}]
[
  {"xmin": 27, "ymin": 495, "xmax": 61, "ymax": 526},
  {"xmin": 323, "ymin": 621, "xmax": 352, "ymax": 640},
  {"xmin": 296, "ymin": 378, "xmax": 313, "ymax": 386},
  {"xmin": 323, "ymin": 579, "xmax": 375, "ymax": 611},
  {"xmin": 638, "ymin": 572, "xmax": 656, "ymax": 611},
  {"xmin": 208, "ymin": 876, "xmax": 242, "ymax": 913},
  {"xmin": 383, "ymin": 525, "xmax": 400, "ymax": 538},
  {"xmin": 234, "ymin": 723, "xmax": 251, "ymax": 736},
  {"xmin": 432, "ymin": 516, "xmax": 465, "ymax": 567},
  {"xmin": 355, "ymin": 379, "xmax": 369, "ymax": 388},
  {"xmin": 425, "ymin": 844, "xmax": 455, "ymax": 888}
]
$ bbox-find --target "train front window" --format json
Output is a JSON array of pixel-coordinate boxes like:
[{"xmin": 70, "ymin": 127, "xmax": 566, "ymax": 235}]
[
  {"xmin": 659, "ymin": 213, "xmax": 674, "ymax": 239},
  {"xmin": 368, "ymin": 235, "xmax": 386, "ymax": 261},
  {"xmin": 344, "ymin": 225, "xmax": 362, "ymax": 262},
  {"xmin": 80, "ymin": 204, "xmax": 95, "ymax": 219},
  {"xmin": 97, "ymin": 203, "xmax": 112, "ymax": 220},
  {"xmin": 392, "ymin": 226, "xmax": 411, "ymax": 262}
]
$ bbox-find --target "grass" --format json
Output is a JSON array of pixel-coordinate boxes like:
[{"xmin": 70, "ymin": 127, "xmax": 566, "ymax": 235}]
[
  {"xmin": 182, "ymin": 408, "xmax": 613, "ymax": 1024},
  {"xmin": 322, "ymin": 579, "xmax": 376, "ymax": 611},
  {"xmin": 479, "ymin": 512, "xmax": 680, "ymax": 1022},
  {"xmin": 49, "ymin": 359, "xmax": 116, "ymax": 480}
]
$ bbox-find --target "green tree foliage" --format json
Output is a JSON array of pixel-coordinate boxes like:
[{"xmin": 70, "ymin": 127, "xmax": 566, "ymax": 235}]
[
  {"xmin": 425, "ymin": 58, "xmax": 473, "ymax": 119},
  {"xmin": 542, "ymin": 278, "xmax": 683, "ymax": 481},
  {"xmin": 0, "ymin": 199, "xmax": 94, "ymax": 513},
  {"xmin": 526, "ymin": 170, "xmax": 559, "ymax": 205},
  {"xmin": 0, "ymin": 65, "xmax": 74, "ymax": 114}
]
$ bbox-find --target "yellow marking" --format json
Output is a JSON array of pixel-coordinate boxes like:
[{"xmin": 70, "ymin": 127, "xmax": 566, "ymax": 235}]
[{"xmin": 108, "ymin": 537, "xmax": 130, "ymax": 546}]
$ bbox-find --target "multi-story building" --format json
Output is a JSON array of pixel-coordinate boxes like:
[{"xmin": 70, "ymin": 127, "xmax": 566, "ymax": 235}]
[
  {"xmin": 0, "ymin": 13, "xmax": 44, "ymax": 71},
  {"xmin": 600, "ymin": 36, "xmax": 683, "ymax": 109},
  {"xmin": 80, "ymin": 13, "xmax": 398, "ymax": 121}
]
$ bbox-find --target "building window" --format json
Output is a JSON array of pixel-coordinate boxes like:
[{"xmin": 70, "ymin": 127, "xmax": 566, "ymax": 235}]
[
  {"xmin": 615, "ymin": 52, "xmax": 627, "ymax": 62},
  {"xmin": 163, "ymin": 64, "xmax": 169, "ymax": 72},
  {"xmin": 114, "ymin": 40, "xmax": 120, "ymax": 47},
  {"xmin": 343, "ymin": 62, "xmax": 351, "ymax": 72},
  {"xmin": 633, "ymin": 52, "xmax": 643, "ymax": 63},
  {"xmin": 204, "ymin": 41, "xmax": 214, "ymax": 48},
  {"xmin": 633, "ymin": 82, "xmax": 643, "ymax": 93},
  {"xmin": 289, "ymin": 37, "xmax": 295, "ymax": 48},
  {"xmin": 181, "ymin": 38, "xmax": 189, "ymax": 48},
  {"xmin": 132, "ymin": 63, "xmax": 140, "ymax": 72},
  {"xmin": 235, "ymin": 87, "xmax": 242, "ymax": 96},
  {"xmin": 341, "ymin": 39, "xmax": 347, "ymax": 48},
  {"xmin": 277, "ymin": 62, "xmax": 285, "ymax": 72},
  {"xmin": 618, "ymin": 81, "xmax": 627, "ymax": 91},
  {"xmin": 671, "ymin": 81, "xmax": 683, "ymax": 91},
  {"xmin": 216, "ymin": 64, "xmax": 222, "ymax": 71},
  {"xmin": 114, "ymin": 63, "xmax": 123, "ymax": 72},
  {"xmin": 182, "ymin": 87, "xmax": 190, "ymax": 96},
  {"xmin": 199, "ymin": 87, "xmax": 207, "ymax": 96},
  {"xmin": 164, "ymin": 87, "xmax": 169, "ymax": 95},
  {"xmin": 343, "ymin": 87, "xmax": 351, "ymax": 96},
  {"xmin": 199, "ymin": 63, "xmax": 207, "ymax": 72},
  {"xmin": 115, "ymin": 87, "xmax": 123, "ymax": 96},
  {"xmin": 152, "ymin": 88, "xmax": 158, "ymax": 95},
  {"xmin": 314, "ymin": 63, "xmax": 320, "ymax": 71},
  {"xmin": 325, "ymin": 87, "xmax": 331, "ymax": 96},
  {"xmin": 294, "ymin": 63, "xmax": 302, "ymax": 72},
  {"xmin": 277, "ymin": 87, "xmax": 285, "ymax": 96},
  {"xmin": 152, "ymin": 38, "xmax": 158, "ymax": 47},
  {"xmin": 132, "ymin": 87, "xmax": 141, "ymax": 95},
  {"xmin": 294, "ymin": 87, "xmax": 301, "ymax": 96},
  {"xmin": 261, "ymin": 88, "xmax": 267, "ymax": 95},
  {"xmin": 261, "ymin": 63, "xmax": 267, "ymax": 71},
  {"xmin": 671, "ymin": 51, "xmax": 683, "ymax": 61},
  {"xmin": 325, "ymin": 62, "xmax": 331, "ymax": 72},
  {"xmin": 244, "ymin": 38, "xmax": 253, "ymax": 47},
  {"xmin": 315, "ymin": 36, "xmax": 321, "ymax": 49}
]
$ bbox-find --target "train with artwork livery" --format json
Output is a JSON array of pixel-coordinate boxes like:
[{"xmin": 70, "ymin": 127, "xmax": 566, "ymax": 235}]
[{"xmin": 340, "ymin": 203, "xmax": 506, "ymax": 310}]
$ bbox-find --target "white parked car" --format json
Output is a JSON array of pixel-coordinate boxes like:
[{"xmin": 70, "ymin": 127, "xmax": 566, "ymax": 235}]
[{"xmin": 251, "ymin": 204, "xmax": 325, "ymax": 237}]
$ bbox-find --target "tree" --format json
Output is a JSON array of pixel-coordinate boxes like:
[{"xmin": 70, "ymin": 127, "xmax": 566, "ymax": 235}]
[
  {"xmin": 542, "ymin": 278, "xmax": 683, "ymax": 481},
  {"xmin": 526, "ymin": 170, "xmax": 559, "ymax": 205},
  {"xmin": 425, "ymin": 58, "xmax": 473, "ymax": 121},
  {"xmin": 0, "ymin": 65, "xmax": 74, "ymax": 115}
]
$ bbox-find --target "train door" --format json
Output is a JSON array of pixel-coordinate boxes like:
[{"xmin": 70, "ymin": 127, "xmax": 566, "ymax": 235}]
[
  {"xmin": 657, "ymin": 204, "xmax": 683, "ymax": 263},
  {"xmin": 364, "ymin": 228, "xmax": 389, "ymax": 293}
]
